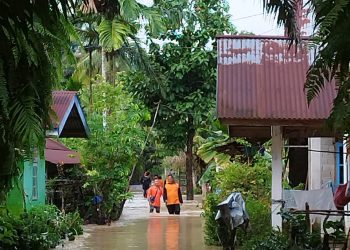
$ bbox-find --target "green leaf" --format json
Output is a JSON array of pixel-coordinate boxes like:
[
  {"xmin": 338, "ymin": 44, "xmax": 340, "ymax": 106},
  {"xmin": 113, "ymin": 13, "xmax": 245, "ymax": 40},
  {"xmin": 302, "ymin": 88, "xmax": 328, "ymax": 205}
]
[{"xmin": 99, "ymin": 18, "xmax": 132, "ymax": 52}]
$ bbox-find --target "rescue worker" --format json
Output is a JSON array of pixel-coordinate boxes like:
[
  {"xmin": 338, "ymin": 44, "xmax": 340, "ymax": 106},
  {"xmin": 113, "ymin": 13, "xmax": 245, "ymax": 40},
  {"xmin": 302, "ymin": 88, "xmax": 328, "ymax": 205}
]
[
  {"xmin": 157, "ymin": 175, "xmax": 164, "ymax": 190},
  {"xmin": 147, "ymin": 179, "xmax": 163, "ymax": 213},
  {"xmin": 163, "ymin": 174, "xmax": 183, "ymax": 215}
]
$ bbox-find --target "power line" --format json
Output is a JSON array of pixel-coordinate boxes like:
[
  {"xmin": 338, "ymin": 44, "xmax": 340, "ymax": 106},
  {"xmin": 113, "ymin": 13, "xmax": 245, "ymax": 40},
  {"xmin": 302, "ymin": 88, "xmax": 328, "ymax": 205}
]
[{"xmin": 232, "ymin": 13, "xmax": 264, "ymax": 21}]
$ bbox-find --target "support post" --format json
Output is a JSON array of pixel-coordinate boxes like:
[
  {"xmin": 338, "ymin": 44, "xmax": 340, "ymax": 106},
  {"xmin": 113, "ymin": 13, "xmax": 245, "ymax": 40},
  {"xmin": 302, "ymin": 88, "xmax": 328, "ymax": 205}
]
[{"xmin": 271, "ymin": 126, "xmax": 283, "ymax": 229}]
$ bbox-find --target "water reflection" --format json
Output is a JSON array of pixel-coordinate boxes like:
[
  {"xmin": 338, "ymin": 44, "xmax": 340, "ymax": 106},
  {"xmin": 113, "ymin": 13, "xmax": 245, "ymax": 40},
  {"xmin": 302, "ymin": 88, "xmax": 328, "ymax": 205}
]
[
  {"xmin": 59, "ymin": 216, "xmax": 219, "ymax": 250},
  {"xmin": 147, "ymin": 217, "xmax": 164, "ymax": 250},
  {"xmin": 146, "ymin": 216, "xmax": 218, "ymax": 250},
  {"xmin": 165, "ymin": 217, "xmax": 180, "ymax": 250}
]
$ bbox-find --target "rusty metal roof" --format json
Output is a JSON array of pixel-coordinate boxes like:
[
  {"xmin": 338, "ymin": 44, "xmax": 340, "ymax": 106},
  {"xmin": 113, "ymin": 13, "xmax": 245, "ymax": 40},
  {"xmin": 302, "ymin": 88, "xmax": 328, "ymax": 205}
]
[
  {"xmin": 52, "ymin": 91, "xmax": 76, "ymax": 126},
  {"xmin": 45, "ymin": 139, "xmax": 80, "ymax": 165},
  {"xmin": 51, "ymin": 91, "xmax": 89, "ymax": 138},
  {"xmin": 217, "ymin": 35, "xmax": 336, "ymax": 126}
]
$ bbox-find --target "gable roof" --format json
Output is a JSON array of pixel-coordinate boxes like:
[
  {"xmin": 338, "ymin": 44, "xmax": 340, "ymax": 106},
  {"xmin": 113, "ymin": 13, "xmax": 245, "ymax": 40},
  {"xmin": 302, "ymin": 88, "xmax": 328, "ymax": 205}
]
[
  {"xmin": 216, "ymin": 35, "xmax": 336, "ymax": 126},
  {"xmin": 45, "ymin": 139, "xmax": 80, "ymax": 165},
  {"xmin": 50, "ymin": 91, "xmax": 89, "ymax": 138}
]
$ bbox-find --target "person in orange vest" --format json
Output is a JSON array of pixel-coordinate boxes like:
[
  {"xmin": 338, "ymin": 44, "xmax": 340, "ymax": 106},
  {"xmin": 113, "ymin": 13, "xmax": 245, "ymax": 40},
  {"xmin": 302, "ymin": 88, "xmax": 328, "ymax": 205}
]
[
  {"xmin": 163, "ymin": 174, "xmax": 183, "ymax": 215},
  {"xmin": 157, "ymin": 175, "xmax": 164, "ymax": 190},
  {"xmin": 147, "ymin": 179, "xmax": 163, "ymax": 213}
]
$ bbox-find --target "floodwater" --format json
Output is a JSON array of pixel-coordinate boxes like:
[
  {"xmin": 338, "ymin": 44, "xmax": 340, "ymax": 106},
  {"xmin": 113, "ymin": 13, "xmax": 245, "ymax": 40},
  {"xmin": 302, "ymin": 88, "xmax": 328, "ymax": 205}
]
[{"xmin": 59, "ymin": 191, "xmax": 220, "ymax": 250}]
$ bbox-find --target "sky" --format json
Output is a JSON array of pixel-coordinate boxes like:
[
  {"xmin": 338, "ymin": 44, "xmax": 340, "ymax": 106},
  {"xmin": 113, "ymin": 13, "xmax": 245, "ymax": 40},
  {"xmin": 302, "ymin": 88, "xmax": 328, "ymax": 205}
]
[{"xmin": 229, "ymin": 0, "xmax": 283, "ymax": 35}]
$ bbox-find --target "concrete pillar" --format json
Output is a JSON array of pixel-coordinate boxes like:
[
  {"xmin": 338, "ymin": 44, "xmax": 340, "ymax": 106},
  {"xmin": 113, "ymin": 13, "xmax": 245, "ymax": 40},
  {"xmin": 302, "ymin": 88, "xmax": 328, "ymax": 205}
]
[
  {"xmin": 308, "ymin": 138, "xmax": 335, "ymax": 190},
  {"xmin": 271, "ymin": 126, "xmax": 283, "ymax": 229}
]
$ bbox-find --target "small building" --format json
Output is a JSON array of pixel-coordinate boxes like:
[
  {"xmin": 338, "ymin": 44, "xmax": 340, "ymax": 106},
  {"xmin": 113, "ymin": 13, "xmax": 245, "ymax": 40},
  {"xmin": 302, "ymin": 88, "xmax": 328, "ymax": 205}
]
[
  {"xmin": 6, "ymin": 91, "xmax": 88, "ymax": 214},
  {"xmin": 216, "ymin": 35, "xmax": 339, "ymax": 228}
]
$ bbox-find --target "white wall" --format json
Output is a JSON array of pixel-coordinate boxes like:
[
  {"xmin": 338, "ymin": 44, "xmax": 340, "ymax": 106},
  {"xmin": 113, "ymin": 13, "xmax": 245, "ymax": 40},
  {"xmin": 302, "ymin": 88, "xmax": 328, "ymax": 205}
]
[{"xmin": 308, "ymin": 138, "xmax": 335, "ymax": 190}]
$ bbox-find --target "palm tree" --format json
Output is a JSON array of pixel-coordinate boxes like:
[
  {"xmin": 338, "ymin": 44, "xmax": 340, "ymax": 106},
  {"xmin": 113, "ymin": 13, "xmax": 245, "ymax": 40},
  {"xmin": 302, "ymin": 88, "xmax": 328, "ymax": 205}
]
[
  {"xmin": 262, "ymin": 0, "xmax": 350, "ymax": 131},
  {"xmin": 79, "ymin": 0, "xmax": 164, "ymax": 84},
  {"xmin": 0, "ymin": 0, "xmax": 74, "ymax": 199}
]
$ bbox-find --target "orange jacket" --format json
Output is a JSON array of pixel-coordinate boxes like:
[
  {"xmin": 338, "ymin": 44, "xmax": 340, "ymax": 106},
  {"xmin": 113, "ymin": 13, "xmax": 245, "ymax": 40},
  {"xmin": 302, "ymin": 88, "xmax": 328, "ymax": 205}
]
[
  {"xmin": 163, "ymin": 183, "xmax": 183, "ymax": 205},
  {"xmin": 158, "ymin": 179, "xmax": 164, "ymax": 189},
  {"xmin": 147, "ymin": 185, "xmax": 163, "ymax": 207}
]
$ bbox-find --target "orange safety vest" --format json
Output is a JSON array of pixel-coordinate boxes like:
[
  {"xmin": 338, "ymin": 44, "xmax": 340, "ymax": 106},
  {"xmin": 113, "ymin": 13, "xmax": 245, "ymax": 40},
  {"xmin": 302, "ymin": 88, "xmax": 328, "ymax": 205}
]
[
  {"xmin": 147, "ymin": 186, "xmax": 162, "ymax": 207},
  {"xmin": 165, "ymin": 183, "xmax": 180, "ymax": 205}
]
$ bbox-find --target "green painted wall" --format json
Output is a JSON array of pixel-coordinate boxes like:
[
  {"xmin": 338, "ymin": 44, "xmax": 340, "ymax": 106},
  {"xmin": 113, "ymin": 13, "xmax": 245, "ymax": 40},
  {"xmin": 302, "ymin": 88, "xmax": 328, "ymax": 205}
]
[
  {"xmin": 6, "ymin": 164, "xmax": 25, "ymax": 215},
  {"xmin": 23, "ymin": 156, "xmax": 46, "ymax": 209},
  {"xmin": 6, "ymin": 154, "xmax": 46, "ymax": 214}
]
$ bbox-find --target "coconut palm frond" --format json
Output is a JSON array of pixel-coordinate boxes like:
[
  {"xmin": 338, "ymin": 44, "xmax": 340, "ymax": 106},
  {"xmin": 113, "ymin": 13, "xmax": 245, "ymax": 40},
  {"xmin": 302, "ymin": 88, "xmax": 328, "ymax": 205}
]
[
  {"xmin": 10, "ymin": 96, "xmax": 44, "ymax": 149},
  {"xmin": 262, "ymin": 0, "xmax": 301, "ymax": 44},
  {"xmin": 99, "ymin": 18, "xmax": 134, "ymax": 52}
]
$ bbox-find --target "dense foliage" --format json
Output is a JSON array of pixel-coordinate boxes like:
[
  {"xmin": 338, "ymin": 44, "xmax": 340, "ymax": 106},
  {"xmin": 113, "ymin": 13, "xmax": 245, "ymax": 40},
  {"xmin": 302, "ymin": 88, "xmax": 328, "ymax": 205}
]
[
  {"xmin": 0, "ymin": 205, "xmax": 83, "ymax": 250},
  {"xmin": 65, "ymin": 78, "xmax": 149, "ymax": 222},
  {"xmin": 202, "ymin": 156, "xmax": 272, "ymax": 249},
  {"xmin": 122, "ymin": 0, "xmax": 235, "ymax": 199},
  {"xmin": 0, "ymin": 0, "xmax": 75, "ymax": 200}
]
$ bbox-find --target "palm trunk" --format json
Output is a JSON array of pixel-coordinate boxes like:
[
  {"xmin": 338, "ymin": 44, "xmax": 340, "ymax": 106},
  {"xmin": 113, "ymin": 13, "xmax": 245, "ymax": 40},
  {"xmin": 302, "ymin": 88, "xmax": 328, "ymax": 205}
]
[
  {"xmin": 101, "ymin": 48, "xmax": 107, "ymax": 80},
  {"xmin": 186, "ymin": 115, "xmax": 195, "ymax": 200}
]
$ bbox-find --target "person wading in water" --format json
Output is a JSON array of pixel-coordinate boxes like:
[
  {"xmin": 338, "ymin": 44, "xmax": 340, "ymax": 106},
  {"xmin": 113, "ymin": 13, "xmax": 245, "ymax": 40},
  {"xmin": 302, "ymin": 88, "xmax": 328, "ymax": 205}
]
[
  {"xmin": 147, "ymin": 179, "xmax": 163, "ymax": 213},
  {"xmin": 140, "ymin": 171, "xmax": 151, "ymax": 198},
  {"xmin": 163, "ymin": 174, "xmax": 183, "ymax": 215}
]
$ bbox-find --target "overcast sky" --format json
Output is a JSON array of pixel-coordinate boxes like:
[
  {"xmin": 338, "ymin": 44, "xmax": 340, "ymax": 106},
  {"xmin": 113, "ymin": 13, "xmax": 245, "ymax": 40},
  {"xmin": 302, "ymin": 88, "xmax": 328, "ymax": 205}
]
[{"xmin": 230, "ymin": 0, "xmax": 283, "ymax": 35}]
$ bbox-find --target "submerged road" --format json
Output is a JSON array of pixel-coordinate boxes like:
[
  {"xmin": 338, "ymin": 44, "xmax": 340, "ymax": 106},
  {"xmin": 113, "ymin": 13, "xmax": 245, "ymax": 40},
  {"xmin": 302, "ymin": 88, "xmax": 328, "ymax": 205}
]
[{"xmin": 58, "ymin": 186, "xmax": 220, "ymax": 250}]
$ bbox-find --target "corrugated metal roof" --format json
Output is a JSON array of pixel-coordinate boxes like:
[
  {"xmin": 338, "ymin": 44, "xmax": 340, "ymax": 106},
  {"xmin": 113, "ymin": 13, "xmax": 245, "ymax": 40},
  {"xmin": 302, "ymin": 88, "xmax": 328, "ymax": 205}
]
[
  {"xmin": 217, "ymin": 36, "xmax": 336, "ymax": 125},
  {"xmin": 45, "ymin": 139, "xmax": 80, "ymax": 165},
  {"xmin": 52, "ymin": 91, "xmax": 77, "ymax": 128},
  {"xmin": 51, "ymin": 91, "xmax": 89, "ymax": 138}
]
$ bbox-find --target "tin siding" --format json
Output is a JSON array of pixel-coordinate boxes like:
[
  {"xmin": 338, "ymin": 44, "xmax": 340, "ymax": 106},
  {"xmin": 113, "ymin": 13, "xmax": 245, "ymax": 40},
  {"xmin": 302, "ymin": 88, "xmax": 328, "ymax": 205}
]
[{"xmin": 217, "ymin": 36, "xmax": 336, "ymax": 122}]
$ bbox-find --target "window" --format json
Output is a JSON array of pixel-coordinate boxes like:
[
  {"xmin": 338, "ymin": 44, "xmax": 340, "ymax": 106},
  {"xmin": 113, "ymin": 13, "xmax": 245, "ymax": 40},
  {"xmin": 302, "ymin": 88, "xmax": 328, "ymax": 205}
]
[
  {"xmin": 32, "ymin": 158, "xmax": 38, "ymax": 200},
  {"xmin": 336, "ymin": 142, "xmax": 345, "ymax": 186}
]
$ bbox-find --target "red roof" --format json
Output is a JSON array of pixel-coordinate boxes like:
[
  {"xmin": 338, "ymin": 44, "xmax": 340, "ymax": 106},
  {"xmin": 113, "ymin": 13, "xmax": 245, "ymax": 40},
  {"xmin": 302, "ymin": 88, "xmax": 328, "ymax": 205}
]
[
  {"xmin": 217, "ymin": 36, "xmax": 336, "ymax": 125},
  {"xmin": 51, "ymin": 91, "xmax": 89, "ymax": 138},
  {"xmin": 52, "ymin": 91, "xmax": 77, "ymax": 128},
  {"xmin": 45, "ymin": 139, "xmax": 80, "ymax": 165}
]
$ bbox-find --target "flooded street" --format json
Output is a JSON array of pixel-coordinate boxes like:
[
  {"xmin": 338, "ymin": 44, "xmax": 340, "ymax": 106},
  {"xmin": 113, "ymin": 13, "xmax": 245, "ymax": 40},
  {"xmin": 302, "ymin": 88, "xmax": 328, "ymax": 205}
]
[{"xmin": 59, "ymin": 190, "xmax": 220, "ymax": 250}]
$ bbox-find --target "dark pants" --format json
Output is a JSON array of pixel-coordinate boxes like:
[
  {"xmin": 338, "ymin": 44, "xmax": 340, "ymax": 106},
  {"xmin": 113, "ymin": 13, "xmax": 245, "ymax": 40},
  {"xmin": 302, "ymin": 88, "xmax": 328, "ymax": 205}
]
[
  {"xmin": 143, "ymin": 189, "xmax": 147, "ymax": 198},
  {"xmin": 166, "ymin": 204, "xmax": 180, "ymax": 215},
  {"xmin": 150, "ymin": 205, "xmax": 160, "ymax": 213}
]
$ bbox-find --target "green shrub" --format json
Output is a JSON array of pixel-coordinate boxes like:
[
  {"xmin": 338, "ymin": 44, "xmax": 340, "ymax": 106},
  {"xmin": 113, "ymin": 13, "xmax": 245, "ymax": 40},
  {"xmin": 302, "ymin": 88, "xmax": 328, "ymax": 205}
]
[
  {"xmin": 217, "ymin": 158, "xmax": 271, "ymax": 202},
  {"xmin": 203, "ymin": 156, "xmax": 272, "ymax": 248},
  {"xmin": 249, "ymin": 231, "xmax": 289, "ymax": 250},
  {"xmin": 203, "ymin": 193, "xmax": 221, "ymax": 246},
  {"xmin": 0, "ymin": 205, "xmax": 83, "ymax": 250},
  {"xmin": 239, "ymin": 197, "xmax": 271, "ymax": 249},
  {"xmin": 0, "ymin": 213, "xmax": 18, "ymax": 248}
]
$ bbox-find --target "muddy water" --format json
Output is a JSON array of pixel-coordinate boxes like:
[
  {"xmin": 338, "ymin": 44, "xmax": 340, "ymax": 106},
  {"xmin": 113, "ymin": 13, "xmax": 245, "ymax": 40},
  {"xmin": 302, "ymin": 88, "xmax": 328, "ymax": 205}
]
[{"xmin": 59, "ymin": 193, "xmax": 220, "ymax": 250}]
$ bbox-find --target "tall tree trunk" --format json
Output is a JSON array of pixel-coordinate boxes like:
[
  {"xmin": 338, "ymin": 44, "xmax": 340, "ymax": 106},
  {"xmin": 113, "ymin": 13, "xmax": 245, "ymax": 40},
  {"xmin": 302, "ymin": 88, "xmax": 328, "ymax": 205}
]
[
  {"xmin": 101, "ymin": 48, "xmax": 107, "ymax": 80},
  {"xmin": 88, "ymin": 49, "xmax": 93, "ymax": 112},
  {"xmin": 186, "ymin": 115, "xmax": 195, "ymax": 200}
]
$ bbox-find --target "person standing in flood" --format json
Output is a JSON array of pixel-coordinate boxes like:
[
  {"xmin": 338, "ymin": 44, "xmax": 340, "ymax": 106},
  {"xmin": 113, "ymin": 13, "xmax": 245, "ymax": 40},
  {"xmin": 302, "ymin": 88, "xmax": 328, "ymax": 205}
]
[
  {"xmin": 147, "ymin": 179, "xmax": 163, "ymax": 213},
  {"xmin": 140, "ymin": 171, "xmax": 151, "ymax": 198},
  {"xmin": 163, "ymin": 174, "xmax": 183, "ymax": 215},
  {"xmin": 156, "ymin": 175, "xmax": 164, "ymax": 190}
]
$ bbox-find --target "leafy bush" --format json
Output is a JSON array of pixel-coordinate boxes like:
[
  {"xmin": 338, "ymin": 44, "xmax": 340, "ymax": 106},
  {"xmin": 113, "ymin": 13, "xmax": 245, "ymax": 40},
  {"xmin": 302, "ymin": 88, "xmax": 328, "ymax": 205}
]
[
  {"xmin": 217, "ymin": 157, "xmax": 271, "ymax": 202},
  {"xmin": 203, "ymin": 157, "xmax": 272, "ymax": 248},
  {"xmin": 249, "ymin": 231, "xmax": 289, "ymax": 250},
  {"xmin": 239, "ymin": 197, "xmax": 271, "ymax": 249},
  {"xmin": 66, "ymin": 81, "xmax": 149, "ymax": 222},
  {"xmin": 0, "ymin": 213, "xmax": 18, "ymax": 248},
  {"xmin": 203, "ymin": 193, "xmax": 221, "ymax": 246},
  {"xmin": 0, "ymin": 205, "xmax": 83, "ymax": 250}
]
